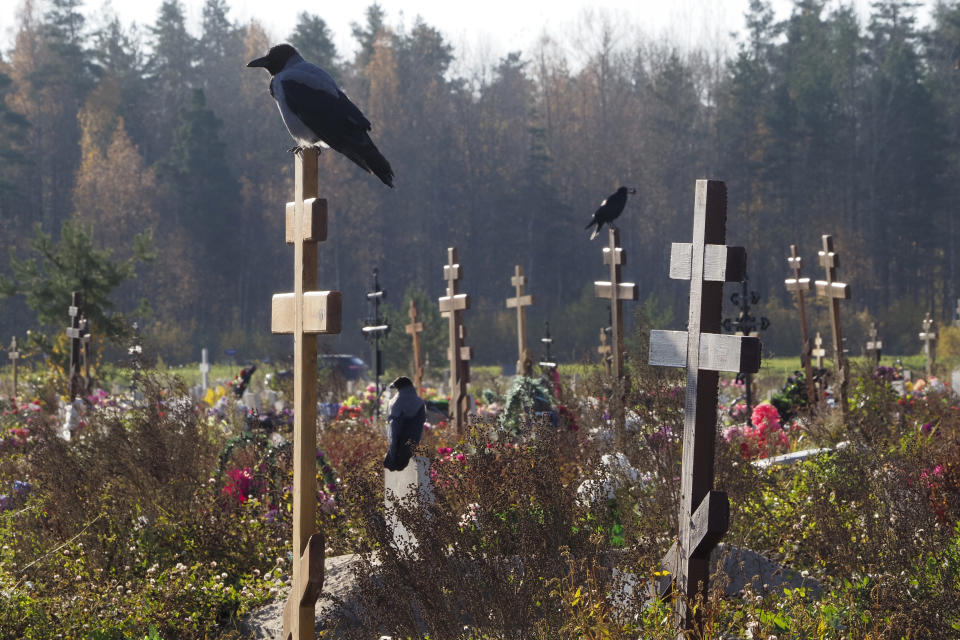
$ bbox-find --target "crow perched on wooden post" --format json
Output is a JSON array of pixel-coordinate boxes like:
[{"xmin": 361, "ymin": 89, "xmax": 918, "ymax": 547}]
[{"xmin": 585, "ymin": 186, "xmax": 635, "ymax": 240}]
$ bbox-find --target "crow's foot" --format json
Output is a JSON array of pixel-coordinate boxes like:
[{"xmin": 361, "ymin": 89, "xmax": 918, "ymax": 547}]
[{"xmin": 288, "ymin": 145, "xmax": 303, "ymax": 155}]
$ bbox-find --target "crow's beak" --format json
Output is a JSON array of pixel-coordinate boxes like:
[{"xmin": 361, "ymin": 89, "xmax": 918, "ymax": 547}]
[
  {"xmin": 247, "ymin": 55, "xmax": 269, "ymax": 68},
  {"xmin": 628, "ymin": 188, "xmax": 637, "ymax": 194}
]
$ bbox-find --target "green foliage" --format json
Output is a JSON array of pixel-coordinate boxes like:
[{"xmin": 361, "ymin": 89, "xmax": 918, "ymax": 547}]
[{"xmin": 498, "ymin": 375, "xmax": 554, "ymax": 433}]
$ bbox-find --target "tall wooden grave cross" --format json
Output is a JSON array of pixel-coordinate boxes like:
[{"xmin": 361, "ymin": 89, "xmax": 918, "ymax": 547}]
[
  {"xmin": 65, "ymin": 292, "xmax": 85, "ymax": 399},
  {"xmin": 597, "ymin": 327, "xmax": 612, "ymax": 375},
  {"xmin": 815, "ymin": 235, "xmax": 851, "ymax": 412},
  {"xmin": 784, "ymin": 244, "xmax": 817, "ymax": 405},
  {"xmin": 8, "ymin": 337, "xmax": 20, "ymax": 398},
  {"xmin": 865, "ymin": 322, "xmax": 883, "ymax": 367},
  {"xmin": 594, "ymin": 228, "xmax": 638, "ymax": 433},
  {"xmin": 648, "ymin": 180, "xmax": 761, "ymax": 635},
  {"xmin": 919, "ymin": 312, "xmax": 937, "ymax": 377},
  {"xmin": 405, "ymin": 300, "xmax": 425, "ymax": 391},
  {"xmin": 269, "ymin": 149, "xmax": 342, "ymax": 640},
  {"xmin": 199, "ymin": 348, "xmax": 210, "ymax": 391},
  {"xmin": 506, "ymin": 265, "xmax": 535, "ymax": 376},
  {"xmin": 812, "ymin": 331, "xmax": 826, "ymax": 369},
  {"xmin": 438, "ymin": 247, "xmax": 471, "ymax": 433},
  {"xmin": 362, "ymin": 267, "xmax": 389, "ymax": 421}
]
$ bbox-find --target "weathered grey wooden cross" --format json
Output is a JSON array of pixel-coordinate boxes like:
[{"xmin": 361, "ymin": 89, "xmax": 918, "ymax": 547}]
[
  {"xmin": 919, "ymin": 312, "xmax": 937, "ymax": 377},
  {"xmin": 270, "ymin": 149, "xmax": 341, "ymax": 640},
  {"xmin": 648, "ymin": 180, "xmax": 761, "ymax": 635},
  {"xmin": 784, "ymin": 244, "xmax": 817, "ymax": 406},
  {"xmin": 199, "ymin": 347, "xmax": 210, "ymax": 391},
  {"xmin": 438, "ymin": 247, "xmax": 472, "ymax": 433},
  {"xmin": 865, "ymin": 322, "xmax": 883, "ymax": 367},
  {"xmin": 65, "ymin": 292, "xmax": 84, "ymax": 399},
  {"xmin": 506, "ymin": 265, "xmax": 535, "ymax": 376},
  {"xmin": 815, "ymin": 235, "xmax": 851, "ymax": 412},
  {"xmin": 8, "ymin": 337, "xmax": 19, "ymax": 398},
  {"xmin": 405, "ymin": 300, "xmax": 425, "ymax": 391},
  {"xmin": 812, "ymin": 331, "xmax": 826, "ymax": 369},
  {"xmin": 597, "ymin": 327, "xmax": 612, "ymax": 375}
]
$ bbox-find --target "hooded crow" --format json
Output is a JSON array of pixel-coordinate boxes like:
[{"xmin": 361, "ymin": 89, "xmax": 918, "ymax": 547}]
[
  {"xmin": 585, "ymin": 186, "xmax": 635, "ymax": 240},
  {"xmin": 247, "ymin": 43, "xmax": 394, "ymax": 187}
]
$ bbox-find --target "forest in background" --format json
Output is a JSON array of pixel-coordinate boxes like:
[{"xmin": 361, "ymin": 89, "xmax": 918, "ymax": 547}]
[{"xmin": 1, "ymin": 0, "xmax": 959, "ymax": 371}]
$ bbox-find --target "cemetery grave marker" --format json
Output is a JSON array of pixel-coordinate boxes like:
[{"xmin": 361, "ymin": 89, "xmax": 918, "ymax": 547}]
[
  {"xmin": 7, "ymin": 337, "xmax": 19, "ymax": 398},
  {"xmin": 954, "ymin": 298, "xmax": 960, "ymax": 327},
  {"xmin": 597, "ymin": 326, "xmax": 612, "ymax": 376},
  {"xmin": 199, "ymin": 347, "xmax": 210, "ymax": 391},
  {"xmin": 362, "ymin": 267, "xmax": 390, "ymax": 421},
  {"xmin": 815, "ymin": 235, "xmax": 851, "ymax": 413},
  {"xmin": 812, "ymin": 331, "xmax": 826, "ymax": 369},
  {"xmin": 79, "ymin": 314, "xmax": 91, "ymax": 391},
  {"xmin": 594, "ymin": 228, "xmax": 638, "ymax": 433},
  {"xmin": 919, "ymin": 312, "xmax": 937, "ymax": 377},
  {"xmin": 648, "ymin": 179, "xmax": 761, "ymax": 635},
  {"xmin": 865, "ymin": 321, "xmax": 883, "ymax": 367},
  {"xmin": 722, "ymin": 275, "xmax": 769, "ymax": 417},
  {"xmin": 405, "ymin": 300, "xmax": 425, "ymax": 391},
  {"xmin": 539, "ymin": 321, "xmax": 557, "ymax": 371},
  {"xmin": 65, "ymin": 291, "xmax": 84, "ymax": 399},
  {"xmin": 784, "ymin": 244, "xmax": 817, "ymax": 405},
  {"xmin": 438, "ymin": 247, "xmax": 472, "ymax": 433},
  {"xmin": 128, "ymin": 321, "xmax": 143, "ymax": 389},
  {"xmin": 506, "ymin": 265, "xmax": 535, "ymax": 376},
  {"xmin": 269, "ymin": 149, "xmax": 342, "ymax": 640}
]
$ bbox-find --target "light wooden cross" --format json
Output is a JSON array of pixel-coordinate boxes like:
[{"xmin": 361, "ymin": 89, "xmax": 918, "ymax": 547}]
[
  {"xmin": 594, "ymin": 228, "xmax": 638, "ymax": 432},
  {"xmin": 815, "ymin": 235, "xmax": 851, "ymax": 412},
  {"xmin": 812, "ymin": 331, "xmax": 826, "ymax": 369},
  {"xmin": 269, "ymin": 149, "xmax": 341, "ymax": 640},
  {"xmin": 506, "ymin": 265, "xmax": 535, "ymax": 376},
  {"xmin": 538, "ymin": 321, "xmax": 557, "ymax": 370},
  {"xmin": 648, "ymin": 180, "xmax": 761, "ymax": 635},
  {"xmin": 8, "ymin": 337, "xmax": 19, "ymax": 398},
  {"xmin": 865, "ymin": 322, "xmax": 883, "ymax": 367},
  {"xmin": 405, "ymin": 300, "xmax": 425, "ymax": 391},
  {"xmin": 784, "ymin": 244, "xmax": 817, "ymax": 406},
  {"xmin": 597, "ymin": 327, "xmax": 612, "ymax": 376},
  {"xmin": 438, "ymin": 247, "xmax": 472, "ymax": 433},
  {"xmin": 65, "ymin": 291, "xmax": 84, "ymax": 399},
  {"xmin": 199, "ymin": 348, "xmax": 210, "ymax": 391},
  {"xmin": 919, "ymin": 312, "xmax": 937, "ymax": 377}
]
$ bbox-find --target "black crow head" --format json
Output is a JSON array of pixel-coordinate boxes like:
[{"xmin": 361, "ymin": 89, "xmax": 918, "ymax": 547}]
[
  {"xmin": 618, "ymin": 186, "xmax": 637, "ymax": 195},
  {"xmin": 247, "ymin": 44, "xmax": 300, "ymax": 75}
]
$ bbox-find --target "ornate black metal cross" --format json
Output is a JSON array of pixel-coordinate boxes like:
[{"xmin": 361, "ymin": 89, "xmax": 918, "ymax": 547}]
[
  {"xmin": 648, "ymin": 180, "xmax": 761, "ymax": 634},
  {"xmin": 65, "ymin": 292, "xmax": 84, "ymax": 399},
  {"xmin": 538, "ymin": 321, "xmax": 556, "ymax": 371},
  {"xmin": 721, "ymin": 275, "xmax": 769, "ymax": 417},
  {"xmin": 362, "ymin": 267, "xmax": 390, "ymax": 420}
]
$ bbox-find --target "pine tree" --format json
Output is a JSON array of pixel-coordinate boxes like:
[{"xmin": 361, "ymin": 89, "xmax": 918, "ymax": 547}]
[{"xmin": 288, "ymin": 12, "xmax": 340, "ymax": 80}]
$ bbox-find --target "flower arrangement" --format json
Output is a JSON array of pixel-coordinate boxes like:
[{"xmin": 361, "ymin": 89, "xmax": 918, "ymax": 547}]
[{"xmin": 723, "ymin": 402, "xmax": 793, "ymax": 459}]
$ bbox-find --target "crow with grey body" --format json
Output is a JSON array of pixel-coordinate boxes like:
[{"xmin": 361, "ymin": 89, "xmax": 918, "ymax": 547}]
[{"xmin": 585, "ymin": 186, "xmax": 635, "ymax": 240}]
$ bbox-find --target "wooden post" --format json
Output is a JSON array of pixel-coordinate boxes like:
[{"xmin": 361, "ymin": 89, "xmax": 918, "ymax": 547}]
[
  {"xmin": 784, "ymin": 245, "xmax": 817, "ymax": 406},
  {"xmin": 8, "ymin": 337, "xmax": 19, "ymax": 398},
  {"xmin": 506, "ymin": 265, "xmax": 535, "ymax": 376},
  {"xmin": 919, "ymin": 312, "xmax": 937, "ymax": 377},
  {"xmin": 79, "ymin": 314, "xmax": 91, "ymax": 391},
  {"xmin": 199, "ymin": 348, "xmax": 210, "ymax": 391},
  {"xmin": 362, "ymin": 268, "xmax": 389, "ymax": 421},
  {"xmin": 270, "ymin": 149, "xmax": 341, "ymax": 640},
  {"xmin": 405, "ymin": 300, "xmax": 425, "ymax": 391},
  {"xmin": 538, "ymin": 321, "xmax": 557, "ymax": 370},
  {"xmin": 812, "ymin": 332, "xmax": 826, "ymax": 369},
  {"xmin": 438, "ymin": 248, "xmax": 471, "ymax": 433},
  {"xmin": 597, "ymin": 327, "xmax": 612, "ymax": 375},
  {"xmin": 66, "ymin": 292, "xmax": 84, "ymax": 399},
  {"xmin": 594, "ymin": 228, "xmax": 638, "ymax": 435},
  {"xmin": 815, "ymin": 235, "xmax": 851, "ymax": 413},
  {"xmin": 648, "ymin": 180, "xmax": 760, "ymax": 635},
  {"xmin": 865, "ymin": 322, "xmax": 883, "ymax": 368}
]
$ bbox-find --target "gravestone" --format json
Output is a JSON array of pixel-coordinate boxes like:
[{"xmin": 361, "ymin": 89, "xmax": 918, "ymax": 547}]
[
  {"xmin": 383, "ymin": 456, "xmax": 433, "ymax": 552},
  {"xmin": 438, "ymin": 248, "xmax": 472, "ymax": 433},
  {"xmin": 199, "ymin": 347, "xmax": 210, "ymax": 391},
  {"xmin": 815, "ymin": 235, "xmax": 851, "ymax": 413},
  {"xmin": 405, "ymin": 300, "xmax": 425, "ymax": 391},
  {"xmin": 865, "ymin": 322, "xmax": 882, "ymax": 367},
  {"xmin": 65, "ymin": 292, "xmax": 84, "ymax": 399},
  {"xmin": 919, "ymin": 313, "xmax": 937, "ymax": 377},
  {"xmin": 7, "ymin": 337, "xmax": 19, "ymax": 398},
  {"xmin": 362, "ymin": 268, "xmax": 389, "ymax": 421},
  {"xmin": 784, "ymin": 244, "xmax": 817, "ymax": 405},
  {"xmin": 506, "ymin": 265, "xmax": 535, "ymax": 376},
  {"xmin": 648, "ymin": 179, "xmax": 761, "ymax": 635},
  {"xmin": 269, "ymin": 149, "xmax": 342, "ymax": 640},
  {"xmin": 812, "ymin": 331, "xmax": 826, "ymax": 369},
  {"xmin": 597, "ymin": 325, "xmax": 612, "ymax": 376}
]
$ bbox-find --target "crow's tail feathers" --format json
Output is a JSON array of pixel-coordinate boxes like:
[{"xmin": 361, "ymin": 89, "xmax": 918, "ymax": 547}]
[
  {"xmin": 588, "ymin": 219, "xmax": 602, "ymax": 240},
  {"xmin": 339, "ymin": 135, "xmax": 395, "ymax": 187}
]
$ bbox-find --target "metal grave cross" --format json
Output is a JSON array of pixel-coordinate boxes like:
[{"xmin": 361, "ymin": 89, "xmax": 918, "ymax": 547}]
[
  {"xmin": 815, "ymin": 235, "xmax": 851, "ymax": 412},
  {"xmin": 8, "ymin": 337, "xmax": 20, "ymax": 398},
  {"xmin": 722, "ymin": 275, "xmax": 769, "ymax": 418},
  {"xmin": 865, "ymin": 322, "xmax": 883, "ymax": 367},
  {"xmin": 405, "ymin": 300, "xmax": 425, "ymax": 391},
  {"xmin": 199, "ymin": 348, "xmax": 210, "ymax": 391},
  {"xmin": 438, "ymin": 247, "xmax": 472, "ymax": 433},
  {"xmin": 784, "ymin": 244, "xmax": 817, "ymax": 406},
  {"xmin": 648, "ymin": 180, "xmax": 761, "ymax": 634},
  {"xmin": 506, "ymin": 265, "xmax": 535, "ymax": 376},
  {"xmin": 65, "ymin": 291, "xmax": 84, "ymax": 399},
  {"xmin": 539, "ymin": 321, "xmax": 557, "ymax": 371},
  {"xmin": 362, "ymin": 267, "xmax": 390, "ymax": 420},
  {"xmin": 919, "ymin": 312, "xmax": 937, "ymax": 377},
  {"xmin": 812, "ymin": 331, "xmax": 827, "ymax": 369},
  {"xmin": 269, "ymin": 149, "xmax": 341, "ymax": 640}
]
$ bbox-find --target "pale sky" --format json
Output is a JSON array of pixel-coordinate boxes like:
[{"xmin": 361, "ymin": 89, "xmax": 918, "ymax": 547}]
[{"xmin": 2, "ymin": 0, "xmax": 928, "ymax": 70}]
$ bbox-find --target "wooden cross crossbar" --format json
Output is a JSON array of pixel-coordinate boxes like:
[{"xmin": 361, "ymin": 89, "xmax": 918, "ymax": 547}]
[
  {"xmin": 438, "ymin": 247, "xmax": 471, "ymax": 433},
  {"xmin": 648, "ymin": 180, "xmax": 759, "ymax": 635},
  {"xmin": 919, "ymin": 312, "xmax": 937, "ymax": 376},
  {"xmin": 815, "ymin": 235, "xmax": 851, "ymax": 412},
  {"xmin": 865, "ymin": 322, "xmax": 882, "ymax": 366},
  {"xmin": 406, "ymin": 300, "xmax": 425, "ymax": 391},
  {"xmin": 271, "ymin": 149, "xmax": 341, "ymax": 640},
  {"xmin": 784, "ymin": 244, "xmax": 817, "ymax": 406},
  {"xmin": 506, "ymin": 265, "xmax": 535, "ymax": 376},
  {"xmin": 812, "ymin": 332, "xmax": 826, "ymax": 368}
]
